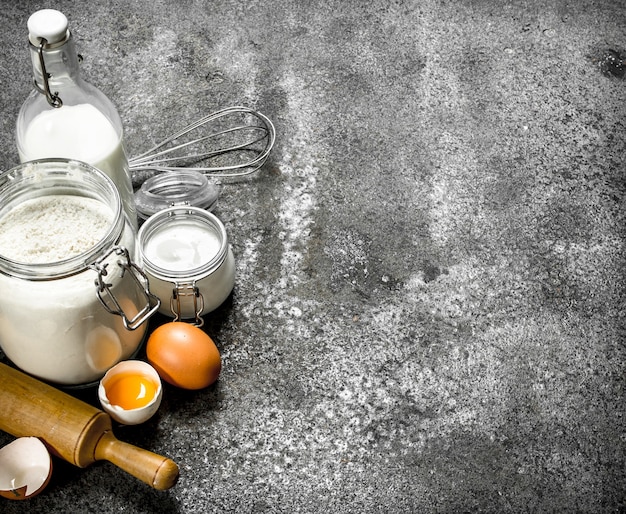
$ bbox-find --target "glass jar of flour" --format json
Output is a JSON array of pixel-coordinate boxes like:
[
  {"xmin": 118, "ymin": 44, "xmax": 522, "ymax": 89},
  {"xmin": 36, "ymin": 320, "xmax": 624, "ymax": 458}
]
[{"xmin": 0, "ymin": 159, "xmax": 159, "ymax": 386}]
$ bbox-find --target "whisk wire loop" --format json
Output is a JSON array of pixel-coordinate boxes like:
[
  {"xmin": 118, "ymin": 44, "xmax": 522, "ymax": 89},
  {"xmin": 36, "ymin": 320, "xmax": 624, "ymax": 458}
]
[{"xmin": 129, "ymin": 106, "xmax": 275, "ymax": 178}]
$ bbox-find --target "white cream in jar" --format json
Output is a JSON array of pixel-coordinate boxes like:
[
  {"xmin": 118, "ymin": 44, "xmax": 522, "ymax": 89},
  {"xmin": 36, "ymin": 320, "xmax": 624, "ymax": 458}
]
[
  {"xmin": 138, "ymin": 206, "xmax": 235, "ymax": 324},
  {"xmin": 0, "ymin": 160, "xmax": 157, "ymax": 386}
]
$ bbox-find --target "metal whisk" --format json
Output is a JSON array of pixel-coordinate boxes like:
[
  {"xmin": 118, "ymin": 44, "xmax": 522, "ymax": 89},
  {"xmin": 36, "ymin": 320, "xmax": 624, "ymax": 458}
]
[{"xmin": 129, "ymin": 106, "xmax": 275, "ymax": 178}]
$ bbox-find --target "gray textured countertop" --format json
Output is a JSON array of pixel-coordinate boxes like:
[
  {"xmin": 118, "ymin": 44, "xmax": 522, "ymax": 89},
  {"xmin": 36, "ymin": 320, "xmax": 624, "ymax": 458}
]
[{"xmin": 0, "ymin": 0, "xmax": 625, "ymax": 512}]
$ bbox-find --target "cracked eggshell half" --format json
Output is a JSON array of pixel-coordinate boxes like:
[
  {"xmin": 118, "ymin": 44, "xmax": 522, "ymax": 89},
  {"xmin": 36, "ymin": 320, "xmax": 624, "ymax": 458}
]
[{"xmin": 0, "ymin": 436, "xmax": 52, "ymax": 500}]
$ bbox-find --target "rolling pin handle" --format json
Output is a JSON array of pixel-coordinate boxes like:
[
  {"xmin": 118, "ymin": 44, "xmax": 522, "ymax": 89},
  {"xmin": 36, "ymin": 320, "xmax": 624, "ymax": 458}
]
[{"xmin": 94, "ymin": 431, "xmax": 179, "ymax": 490}]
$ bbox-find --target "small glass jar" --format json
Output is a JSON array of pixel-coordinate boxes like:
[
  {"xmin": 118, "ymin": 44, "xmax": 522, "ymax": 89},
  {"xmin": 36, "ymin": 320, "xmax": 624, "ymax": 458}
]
[
  {"xmin": 0, "ymin": 159, "xmax": 159, "ymax": 386},
  {"xmin": 138, "ymin": 206, "xmax": 235, "ymax": 326}
]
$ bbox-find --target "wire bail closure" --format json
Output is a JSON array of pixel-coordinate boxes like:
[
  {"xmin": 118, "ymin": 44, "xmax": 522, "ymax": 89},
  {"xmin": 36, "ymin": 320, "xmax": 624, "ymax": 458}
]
[
  {"xmin": 91, "ymin": 246, "xmax": 161, "ymax": 330},
  {"xmin": 170, "ymin": 282, "xmax": 205, "ymax": 327},
  {"xmin": 35, "ymin": 38, "xmax": 63, "ymax": 108}
]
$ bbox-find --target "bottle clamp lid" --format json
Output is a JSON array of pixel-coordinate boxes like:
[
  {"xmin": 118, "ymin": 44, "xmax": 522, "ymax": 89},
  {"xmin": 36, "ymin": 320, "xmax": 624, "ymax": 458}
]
[
  {"xmin": 28, "ymin": 9, "xmax": 69, "ymax": 47},
  {"xmin": 134, "ymin": 170, "xmax": 220, "ymax": 221}
]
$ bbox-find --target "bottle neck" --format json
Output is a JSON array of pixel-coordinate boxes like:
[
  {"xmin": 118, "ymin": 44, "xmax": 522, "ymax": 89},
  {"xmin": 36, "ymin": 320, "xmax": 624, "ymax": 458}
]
[{"xmin": 29, "ymin": 32, "xmax": 82, "ymax": 104}]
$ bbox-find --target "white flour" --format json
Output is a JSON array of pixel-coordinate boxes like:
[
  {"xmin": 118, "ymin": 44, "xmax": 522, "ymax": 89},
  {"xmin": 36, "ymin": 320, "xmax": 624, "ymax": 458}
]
[{"xmin": 0, "ymin": 195, "xmax": 112, "ymax": 263}]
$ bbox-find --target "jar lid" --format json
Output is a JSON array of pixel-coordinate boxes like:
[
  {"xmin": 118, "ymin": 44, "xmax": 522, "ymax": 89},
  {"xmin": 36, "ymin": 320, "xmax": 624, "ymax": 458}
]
[{"xmin": 134, "ymin": 170, "xmax": 219, "ymax": 221}]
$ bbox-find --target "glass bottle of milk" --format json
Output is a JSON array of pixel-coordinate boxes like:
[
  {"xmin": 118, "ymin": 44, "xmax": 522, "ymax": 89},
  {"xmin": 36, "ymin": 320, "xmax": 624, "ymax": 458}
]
[{"xmin": 15, "ymin": 9, "xmax": 137, "ymax": 228}]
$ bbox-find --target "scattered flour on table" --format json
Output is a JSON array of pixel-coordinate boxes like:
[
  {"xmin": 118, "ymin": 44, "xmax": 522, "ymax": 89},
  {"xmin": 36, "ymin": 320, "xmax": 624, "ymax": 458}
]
[
  {"xmin": 0, "ymin": 195, "xmax": 112, "ymax": 263},
  {"xmin": 277, "ymin": 70, "xmax": 320, "ymax": 290}
]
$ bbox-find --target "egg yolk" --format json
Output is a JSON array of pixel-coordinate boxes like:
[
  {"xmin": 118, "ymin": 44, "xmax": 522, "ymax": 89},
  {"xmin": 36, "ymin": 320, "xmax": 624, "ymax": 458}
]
[{"xmin": 105, "ymin": 372, "xmax": 158, "ymax": 410}]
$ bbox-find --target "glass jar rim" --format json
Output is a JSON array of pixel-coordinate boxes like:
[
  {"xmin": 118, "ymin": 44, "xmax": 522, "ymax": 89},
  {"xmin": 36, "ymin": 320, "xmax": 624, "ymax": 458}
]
[
  {"xmin": 0, "ymin": 158, "xmax": 124, "ymax": 280},
  {"xmin": 134, "ymin": 170, "xmax": 219, "ymax": 221},
  {"xmin": 138, "ymin": 205, "xmax": 229, "ymax": 279}
]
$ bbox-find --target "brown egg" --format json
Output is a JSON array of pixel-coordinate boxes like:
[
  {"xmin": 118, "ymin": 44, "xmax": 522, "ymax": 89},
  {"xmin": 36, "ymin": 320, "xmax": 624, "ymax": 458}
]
[{"xmin": 146, "ymin": 321, "xmax": 221, "ymax": 390}]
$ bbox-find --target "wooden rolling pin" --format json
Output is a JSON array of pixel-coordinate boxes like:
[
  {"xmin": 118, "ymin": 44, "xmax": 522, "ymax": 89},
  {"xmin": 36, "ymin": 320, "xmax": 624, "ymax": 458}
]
[{"xmin": 0, "ymin": 361, "xmax": 179, "ymax": 490}]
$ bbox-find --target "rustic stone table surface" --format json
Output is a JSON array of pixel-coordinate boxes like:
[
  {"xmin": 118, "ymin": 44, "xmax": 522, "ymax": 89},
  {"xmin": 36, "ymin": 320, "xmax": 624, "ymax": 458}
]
[{"xmin": 0, "ymin": 0, "xmax": 625, "ymax": 512}]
